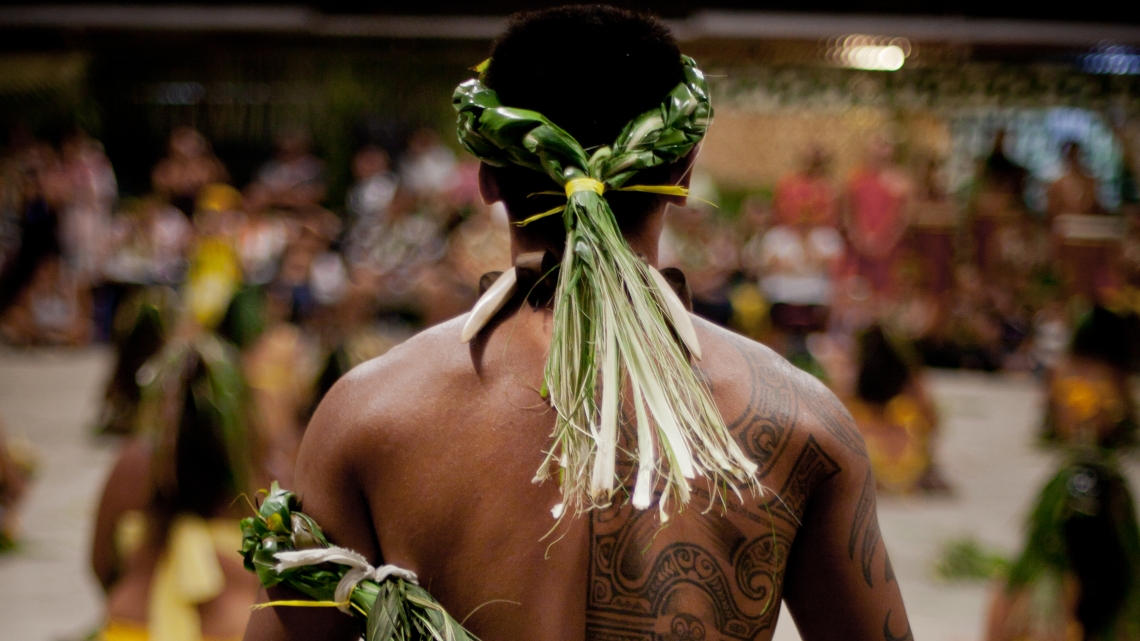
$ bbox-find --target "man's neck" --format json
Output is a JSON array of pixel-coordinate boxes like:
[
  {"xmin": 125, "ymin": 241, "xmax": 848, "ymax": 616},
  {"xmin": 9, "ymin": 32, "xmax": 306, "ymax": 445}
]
[{"xmin": 509, "ymin": 209, "xmax": 664, "ymax": 268}]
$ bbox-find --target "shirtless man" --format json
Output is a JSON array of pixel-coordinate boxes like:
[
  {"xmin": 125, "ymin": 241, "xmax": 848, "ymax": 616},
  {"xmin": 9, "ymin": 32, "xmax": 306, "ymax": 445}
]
[{"xmin": 244, "ymin": 7, "xmax": 911, "ymax": 641}]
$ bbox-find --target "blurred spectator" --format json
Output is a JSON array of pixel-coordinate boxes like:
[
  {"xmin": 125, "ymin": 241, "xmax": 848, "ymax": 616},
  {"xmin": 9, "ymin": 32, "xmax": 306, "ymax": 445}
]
[
  {"xmin": 257, "ymin": 130, "xmax": 326, "ymax": 211},
  {"xmin": 1048, "ymin": 141, "xmax": 1104, "ymax": 221},
  {"xmin": 660, "ymin": 197, "xmax": 737, "ymax": 326},
  {"xmin": 151, "ymin": 127, "xmax": 228, "ymax": 217},
  {"xmin": 347, "ymin": 146, "xmax": 398, "ymax": 227},
  {"xmin": 59, "ymin": 131, "xmax": 117, "ymax": 284},
  {"xmin": 755, "ymin": 194, "xmax": 844, "ymax": 366},
  {"xmin": 971, "ymin": 130, "xmax": 1029, "ymax": 273},
  {"xmin": 774, "ymin": 147, "xmax": 837, "ymax": 227},
  {"xmin": 236, "ymin": 183, "xmax": 289, "ymax": 286},
  {"xmin": 0, "ymin": 253, "xmax": 90, "ymax": 345},
  {"xmin": 183, "ymin": 185, "xmax": 243, "ymax": 331},
  {"xmin": 400, "ymin": 128, "xmax": 457, "ymax": 200},
  {"xmin": 844, "ymin": 133, "xmax": 912, "ymax": 298},
  {"xmin": 0, "ymin": 143, "xmax": 64, "ymax": 316},
  {"xmin": 909, "ymin": 155, "xmax": 958, "ymax": 296},
  {"xmin": 103, "ymin": 197, "xmax": 192, "ymax": 286}
]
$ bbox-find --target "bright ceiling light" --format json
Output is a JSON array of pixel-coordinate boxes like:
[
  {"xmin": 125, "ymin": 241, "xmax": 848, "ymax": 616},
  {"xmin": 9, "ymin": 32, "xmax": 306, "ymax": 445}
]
[{"xmin": 828, "ymin": 36, "xmax": 911, "ymax": 71}]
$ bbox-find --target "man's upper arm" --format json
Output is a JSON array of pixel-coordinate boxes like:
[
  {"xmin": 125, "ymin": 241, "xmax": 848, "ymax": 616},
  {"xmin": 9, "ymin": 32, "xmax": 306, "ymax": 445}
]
[
  {"xmin": 781, "ymin": 383, "xmax": 912, "ymax": 641},
  {"xmin": 243, "ymin": 369, "xmax": 382, "ymax": 641}
]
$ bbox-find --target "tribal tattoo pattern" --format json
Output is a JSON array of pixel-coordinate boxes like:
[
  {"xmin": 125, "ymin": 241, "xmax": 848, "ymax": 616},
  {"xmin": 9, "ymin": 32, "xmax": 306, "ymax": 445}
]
[
  {"xmin": 585, "ymin": 337, "xmax": 860, "ymax": 641},
  {"xmin": 723, "ymin": 343, "xmax": 800, "ymax": 479},
  {"xmin": 587, "ymin": 499, "xmax": 790, "ymax": 641},
  {"xmin": 848, "ymin": 470, "xmax": 881, "ymax": 588}
]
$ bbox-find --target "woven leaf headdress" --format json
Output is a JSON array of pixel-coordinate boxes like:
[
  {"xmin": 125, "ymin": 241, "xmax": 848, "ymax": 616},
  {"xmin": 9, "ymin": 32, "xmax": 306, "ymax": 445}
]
[{"xmin": 454, "ymin": 56, "xmax": 757, "ymax": 520}]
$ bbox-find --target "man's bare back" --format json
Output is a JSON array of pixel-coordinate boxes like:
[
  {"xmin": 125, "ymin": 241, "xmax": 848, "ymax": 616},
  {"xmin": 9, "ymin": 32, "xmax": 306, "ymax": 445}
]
[{"xmin": 245, "ymin": 301, "xmax": 911, "ymax": 641}]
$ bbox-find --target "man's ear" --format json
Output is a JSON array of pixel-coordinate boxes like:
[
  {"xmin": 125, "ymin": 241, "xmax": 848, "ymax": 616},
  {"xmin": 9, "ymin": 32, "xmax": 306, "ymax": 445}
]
[
  {"xmin": 666, "ymin": 144, "xmax": 701, "ymax": 206},
  {"xmin": 478, "ymin": 163, "xmax": 501, "ymax": 205}
]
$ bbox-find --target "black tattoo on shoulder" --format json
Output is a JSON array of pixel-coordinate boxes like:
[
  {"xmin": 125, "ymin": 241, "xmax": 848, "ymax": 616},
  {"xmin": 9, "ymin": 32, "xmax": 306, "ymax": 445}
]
[
  {"xmin": 883, "ymin": 610, "xmax": 913, "ymax": 641},
  {"xmin": 799, "ymin": 386, "xmax": 867, "ymax": 457},
  {"xmin": 776, "ymin": 436, "xmax": 841, "ymax": 523},
  {"xmin": 884, "ymin": 554, "xmax": 896, "ymax": 585},
  {"xmin": 724, "ymin": 342, "xmax": 798, "ymax": 479},
  {"xmin": 848, "ymin": 469, "xmax": 879, "ymax": 588}
]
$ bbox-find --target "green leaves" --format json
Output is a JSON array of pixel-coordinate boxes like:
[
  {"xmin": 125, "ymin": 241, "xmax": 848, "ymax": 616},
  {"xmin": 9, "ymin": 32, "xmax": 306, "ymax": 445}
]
[
  {"xmin": 455, "ymin": 56, "xmax": 759, "ymax": 519},
  {"xmin": 241, "ymin": 484, "xmax": 476, "ymax": 641}
]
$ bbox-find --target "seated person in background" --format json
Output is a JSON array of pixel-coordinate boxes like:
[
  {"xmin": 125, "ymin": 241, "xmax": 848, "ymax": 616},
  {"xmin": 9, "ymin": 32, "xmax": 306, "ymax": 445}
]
[
  {"xmin": 0, "ymin": 252, "xmax": 91, "ymax": 346},
  {"xmin": 1042, "ymin": 305, "xmax": 1137, "ymax": 449},
  {"xmin": 845, "ymin": 324, "xmax": 948, "ymax": 494},
  {"xmin": 152, "ymin": 127, "xmax": 229, "ymax": 218},
  {"xmin": 257, "ymin": 131, "xmax": 326, "ymax": 212},
  {"xmin": 986, "ymin": 307, "xmax": 1140, "ymax": 641},
  {"xmin": 91, "ymin": 336, "xmax": 259, "ymax": 641},
  {"xmin": 0, "ymin": 418, "xmax": 35, "ymax": 551}
]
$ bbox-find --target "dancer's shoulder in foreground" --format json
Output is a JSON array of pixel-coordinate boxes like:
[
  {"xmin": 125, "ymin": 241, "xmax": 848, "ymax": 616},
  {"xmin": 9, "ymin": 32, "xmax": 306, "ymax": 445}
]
[
  {"xmin": 245, "ymin": 311, "xmax": 910, "ymax": 641},
  {"xmin": 244, "ymin": 6, "xmax": 909, "ymax": 640}
]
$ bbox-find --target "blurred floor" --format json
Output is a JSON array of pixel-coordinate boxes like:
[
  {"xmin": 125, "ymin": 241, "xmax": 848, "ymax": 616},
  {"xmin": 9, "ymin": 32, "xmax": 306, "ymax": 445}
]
[
  {"xmin": 0, "ymin": 346, "xmax": 116, "ymax": 641},
  {"xmin": 0, "ymin": 349, "xmax": 1137, "ymax": 641}
]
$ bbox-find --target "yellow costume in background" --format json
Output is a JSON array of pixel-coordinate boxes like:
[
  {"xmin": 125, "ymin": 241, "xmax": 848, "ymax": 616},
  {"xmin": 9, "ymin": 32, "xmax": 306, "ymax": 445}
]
[
  {"xmin": 849, "ymin": 394, "xmax": 933, "ymax": 493},
  {"xmin": 185, "ymin": 239, "xmax": 241, "ymax": 330},
  {"xmin": 101, "ymin": 511, "xmax": 243, "ymax": 641},
  {"xmin": 1051, "ymin": 374, "xmax": 1128, "ymax": 435}
]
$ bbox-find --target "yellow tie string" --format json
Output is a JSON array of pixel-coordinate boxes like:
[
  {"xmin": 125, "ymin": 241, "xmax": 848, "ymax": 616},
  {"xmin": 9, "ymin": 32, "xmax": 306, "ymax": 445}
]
[
  {"xmin": 564, "ymin": 178, "xmax": 606, "ymax": 197},
  {"xmin": 514, "ymin": 181, "xmax": 698, "ymax": 227}
]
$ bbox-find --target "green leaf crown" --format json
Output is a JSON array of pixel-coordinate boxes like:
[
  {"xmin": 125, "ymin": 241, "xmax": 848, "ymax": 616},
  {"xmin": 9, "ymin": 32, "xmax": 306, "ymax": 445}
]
[{"xmin": 453, "ymin": 56, "xmax": 758, "ymax": 520}]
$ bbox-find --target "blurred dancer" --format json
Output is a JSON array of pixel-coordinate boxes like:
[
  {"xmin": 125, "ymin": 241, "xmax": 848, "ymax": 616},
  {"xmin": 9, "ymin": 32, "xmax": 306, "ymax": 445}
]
[
  {"xmin": 844, "ymin": 133, "xmax": 912, "ymax": 298},
  {"xmin": 986, "ymin": 306, "xmax": 1140, "ymax": 641},
  {"xmin": 152, "ymin": 127, "xmax": 228, "ymax": 218},
  {"xmin": 845, "ymin": 324, "xmax": 948, "ymax": 494},
  {"xmin": 1042, "ymin": 306, "xmax": 1136, "ymax": 449},
  {"xmin": 97, "ymin": 286, "xmax": 176, "ymax": 435},
  {"xmin": 90, "ymin": 335, "xmax": 259, "ymax": 641}
]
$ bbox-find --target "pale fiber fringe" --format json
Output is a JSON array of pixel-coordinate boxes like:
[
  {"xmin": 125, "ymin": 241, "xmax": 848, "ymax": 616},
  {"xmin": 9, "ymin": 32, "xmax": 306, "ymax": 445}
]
[{"xmin": 534, "ymin": 188, "xmax": 759, "ymax": 522}]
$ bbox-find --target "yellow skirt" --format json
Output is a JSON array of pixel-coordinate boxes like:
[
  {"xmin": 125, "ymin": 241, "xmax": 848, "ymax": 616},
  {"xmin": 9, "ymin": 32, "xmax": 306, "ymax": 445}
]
[{"xmin": 101, "ymin": 618, "xmax": 241, "ymax": 641}]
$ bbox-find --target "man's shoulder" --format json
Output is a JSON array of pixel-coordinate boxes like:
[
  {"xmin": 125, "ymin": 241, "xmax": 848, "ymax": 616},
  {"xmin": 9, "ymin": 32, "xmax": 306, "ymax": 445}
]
[
  {"xmin": 301, "ymin": 317, "xmax": 470, "ymax": 451},
  {"xmin": 694, "ymin": 318, "xmax": 868, "ymax": 474}
]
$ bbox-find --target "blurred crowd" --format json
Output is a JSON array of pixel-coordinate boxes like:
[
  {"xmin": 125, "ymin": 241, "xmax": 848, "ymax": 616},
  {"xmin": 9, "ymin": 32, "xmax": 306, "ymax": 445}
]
[{"xmin": 0, "ymin": 118, "xmax": 1138, "ymax": 638}]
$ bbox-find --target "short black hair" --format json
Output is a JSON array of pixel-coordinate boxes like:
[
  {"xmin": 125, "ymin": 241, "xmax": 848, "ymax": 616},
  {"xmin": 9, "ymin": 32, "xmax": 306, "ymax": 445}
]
[
  {"xmin": 486, "ymin": 5, "xmax": 683, "ymax": 149},
  {"xmin": 856, "ymin": 325, "xmax": 912, "ymax": 405},
  {"xmin": 1072, "ymin": 305, "xmax": 1132, "ymax": 371},
  {"xmin": 483, "ymin": 5, "xmax": 687, "ymax": 232}
]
